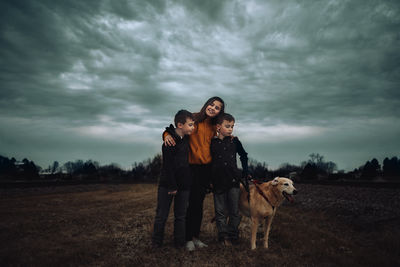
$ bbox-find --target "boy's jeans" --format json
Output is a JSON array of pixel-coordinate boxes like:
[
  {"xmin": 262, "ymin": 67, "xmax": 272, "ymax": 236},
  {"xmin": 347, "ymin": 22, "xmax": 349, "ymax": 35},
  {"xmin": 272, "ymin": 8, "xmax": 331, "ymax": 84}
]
[
  {"xmin": 213, "ymin": 187, "xmax": 241, "ymax": 241},
  {"xmin": 152, "ymin": 186, "xmax": 190, "ymax": 247}
]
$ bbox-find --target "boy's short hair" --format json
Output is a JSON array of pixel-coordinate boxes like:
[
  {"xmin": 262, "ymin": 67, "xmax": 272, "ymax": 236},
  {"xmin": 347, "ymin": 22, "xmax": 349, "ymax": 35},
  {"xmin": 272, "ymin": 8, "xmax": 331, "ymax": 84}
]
[
  {"xmin": 174, "ymin": 110, "xmax": 194, "ymax": 127},
  {"xmin": 216, "ymin": 113, "xmax": 235, "ymax": 124}
]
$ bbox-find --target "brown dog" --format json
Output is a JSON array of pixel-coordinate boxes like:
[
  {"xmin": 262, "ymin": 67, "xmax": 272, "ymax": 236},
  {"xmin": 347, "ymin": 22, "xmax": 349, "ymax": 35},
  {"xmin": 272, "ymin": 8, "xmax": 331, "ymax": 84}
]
[{"xmin": 239, "ymin": 177, "xmax": 297, "ymax": 250}]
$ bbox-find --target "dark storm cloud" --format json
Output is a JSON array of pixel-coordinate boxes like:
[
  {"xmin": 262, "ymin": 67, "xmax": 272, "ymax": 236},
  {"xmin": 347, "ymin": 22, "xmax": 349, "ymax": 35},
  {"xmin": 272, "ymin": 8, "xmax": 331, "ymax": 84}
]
[
  {"xmin": 0, "ymin": 0, "xmax": 399, "ymax": 170},
  {"xmin": 0, "ymin": 0, "xmax": 169, "ymax": 122}
]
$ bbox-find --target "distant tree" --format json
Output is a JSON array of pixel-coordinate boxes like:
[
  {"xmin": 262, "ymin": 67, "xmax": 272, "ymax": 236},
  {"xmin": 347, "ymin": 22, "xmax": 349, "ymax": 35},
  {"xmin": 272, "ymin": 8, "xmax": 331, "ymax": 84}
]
[
  {"xmin": 132, "ymin": 162, "xmax": 146, "ymax": 180},
  {"xmin": 273, "ymin": 163, "xmax": 301, "ymax": 178},
  {"xmin": 63, "ymin": 161, "xmax": 74, "ymax": 174},
  {"xmin": 324, "ymin": 161, "xmax": 338, "ymax": 174},
  {"xmin": 370, "ymin": 158, "xmax": 381, "ymax": 172},
  {"xmin": 300, "ymin": 163, "xmax": 320, "ymax": 180},
  {"xmin": 383, "ymin": 156, "xmax": 400, "ymax": 180},
  {"xmin": 361, "ymin": 158, "xmax": 381, "ymax": 180},
  {"xmin": 247, "ymin": 158, "xmax": 269, "ymax": 180},
  {"xmin": 21, "ymin": 158, "xmax": 40, "ymax": 180},
  {"xmin": 309, "ymin": 153, "xmax": 324, "ymax": 165},
  {"xmin": 0, "ymin": 155, "xmax": 18, "ymax": 179},
  {"xmin": 62, "ymin": 159, "xmax": 98, "ymax": 179},
  {"xmin": 71, "ymin": 160, "xmax": 98, "ymax": 179},
  {"xmin": 51, "ymin": 161, "xmax": 59, "ymax": 174},
  {"xmin": 98, "ymin": 163, "xmax": 123, "ymax": 180},
  {"xmin": 300, "ymin": 153, "xmax": 337, "ymax": 180},
  {"xmin": 252, "ymin": 163, "xmax": 269, "ymax": 180},
  {"xmin": 148, "ymin": 154, "xmax": 162, "ymax": 182}
]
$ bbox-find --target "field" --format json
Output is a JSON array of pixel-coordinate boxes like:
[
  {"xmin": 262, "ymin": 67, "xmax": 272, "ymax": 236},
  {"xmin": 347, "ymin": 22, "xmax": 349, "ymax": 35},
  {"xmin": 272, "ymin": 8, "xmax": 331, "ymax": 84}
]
[{"xmin": 1, "ymin": 183, "xmax": 399, "ymax": 266}]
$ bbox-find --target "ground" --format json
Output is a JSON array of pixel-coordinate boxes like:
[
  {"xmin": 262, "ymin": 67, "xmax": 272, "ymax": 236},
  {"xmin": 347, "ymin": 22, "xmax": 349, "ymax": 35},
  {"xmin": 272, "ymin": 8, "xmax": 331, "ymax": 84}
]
[{"xmin": 0, "ymin": 183, "xmax": 399, "ymax": 266}]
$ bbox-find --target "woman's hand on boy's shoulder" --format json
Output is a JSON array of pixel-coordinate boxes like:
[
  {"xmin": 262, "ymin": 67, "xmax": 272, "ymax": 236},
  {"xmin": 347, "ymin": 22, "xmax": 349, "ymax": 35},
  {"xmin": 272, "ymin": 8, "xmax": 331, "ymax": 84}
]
[{"xmin": 164, "ymin": 134, "xmax": 176, "ymax": 146}]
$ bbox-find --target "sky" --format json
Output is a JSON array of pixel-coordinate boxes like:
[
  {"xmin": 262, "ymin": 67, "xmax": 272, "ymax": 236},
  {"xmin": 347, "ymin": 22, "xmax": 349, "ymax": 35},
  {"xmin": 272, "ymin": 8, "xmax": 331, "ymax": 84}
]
[{"xmin": 1, "ymin": 0, "xmax": 399, "ymax": 171}]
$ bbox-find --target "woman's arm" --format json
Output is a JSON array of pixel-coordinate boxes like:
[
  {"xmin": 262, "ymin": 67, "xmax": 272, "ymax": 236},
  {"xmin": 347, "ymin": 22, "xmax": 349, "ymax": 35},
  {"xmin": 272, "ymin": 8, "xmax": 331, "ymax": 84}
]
[
  {"xmin": 164, "ymin": 133, "xmax": 176, "ymax": 146},
  {"xmin": 162, "ymin": 124, "xmax": 176, "ymax": 146}
]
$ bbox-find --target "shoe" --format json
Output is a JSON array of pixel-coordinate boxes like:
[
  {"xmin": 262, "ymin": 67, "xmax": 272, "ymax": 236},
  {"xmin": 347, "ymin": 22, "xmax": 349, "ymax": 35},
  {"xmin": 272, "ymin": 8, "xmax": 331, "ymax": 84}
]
[
  {"xmin": 223, "ymin": 239, "xmax": 232, "ymax": 247},
  {"xmin": 193, "ymin": 238, "xmax": 208, "ymax": 248},
  {"xmin": 186, "ymin": 241, "xmax": 195, "ymax": 251}
]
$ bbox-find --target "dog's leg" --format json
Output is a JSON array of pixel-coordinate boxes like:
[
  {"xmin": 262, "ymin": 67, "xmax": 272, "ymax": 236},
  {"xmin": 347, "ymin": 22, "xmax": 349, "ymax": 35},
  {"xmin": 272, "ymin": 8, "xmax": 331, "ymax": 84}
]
[
  {"xmin": 250, "ymin": 217, "xmax": 258, "ymax": 250},
  {"xmin": 263, "ymin": 213, "xmax": 275, "ymax": 249}
]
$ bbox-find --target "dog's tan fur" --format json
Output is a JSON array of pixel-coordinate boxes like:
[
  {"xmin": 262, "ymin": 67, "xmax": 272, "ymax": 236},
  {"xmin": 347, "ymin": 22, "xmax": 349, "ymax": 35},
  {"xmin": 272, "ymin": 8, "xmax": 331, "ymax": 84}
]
[{"xmin": 239, "ymin": 177, "xmax": 297, "ymax": 250}]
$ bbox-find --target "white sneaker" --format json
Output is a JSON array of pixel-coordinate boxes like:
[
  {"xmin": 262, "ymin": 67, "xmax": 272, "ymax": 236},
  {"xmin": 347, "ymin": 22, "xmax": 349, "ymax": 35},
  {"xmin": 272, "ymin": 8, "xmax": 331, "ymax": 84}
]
[
  {"xmin": 186, "ymin": 241, "xmax": 195, "ymax": 251},
  {"xmin": 193, "ymin": 238, "xmax": 208, "ymax": 248}
]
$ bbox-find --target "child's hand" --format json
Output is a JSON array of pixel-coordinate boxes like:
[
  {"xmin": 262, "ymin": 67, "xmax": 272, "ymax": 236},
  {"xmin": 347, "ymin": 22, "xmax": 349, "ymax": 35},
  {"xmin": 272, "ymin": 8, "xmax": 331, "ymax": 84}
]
[
  {"xmin": 164, "ymin": 134, "xmax": 176, "ymax": 146},
  {"xmin": 168, "ymin": 190, "xmax": 177, "ymax": 195}
]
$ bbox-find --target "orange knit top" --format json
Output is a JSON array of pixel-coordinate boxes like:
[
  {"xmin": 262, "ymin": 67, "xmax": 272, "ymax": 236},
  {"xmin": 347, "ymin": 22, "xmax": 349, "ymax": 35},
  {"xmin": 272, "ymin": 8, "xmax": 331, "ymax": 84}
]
[
  {"xmin": 163, "ymin": 118, "xmax": 216, "ymax": 165},
  {"xmin": 188, "ymin": 118, "xmax": 216, "ymax": 165}
]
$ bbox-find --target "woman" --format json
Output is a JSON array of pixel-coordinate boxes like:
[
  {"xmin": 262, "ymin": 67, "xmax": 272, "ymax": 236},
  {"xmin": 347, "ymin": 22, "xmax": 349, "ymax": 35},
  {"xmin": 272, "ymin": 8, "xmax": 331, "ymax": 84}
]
[{"xmin": 164, "ymin": 96, "xmax": 225, "ymax": 251}]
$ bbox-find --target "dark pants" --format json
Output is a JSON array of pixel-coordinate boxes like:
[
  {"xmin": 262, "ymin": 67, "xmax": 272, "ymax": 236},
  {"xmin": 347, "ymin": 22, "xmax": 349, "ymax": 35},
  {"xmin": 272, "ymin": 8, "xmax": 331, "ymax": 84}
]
[
  {"xmin": 152, "ymin": 186, "xmax": 190, "ymax": 247},
  {"xmin": 185, "ymin": 164, "xmax": 212, "ymax": 241},
  {"xmin": 213, "ymin": 187, "xmax": 241, "ymax": 241}
]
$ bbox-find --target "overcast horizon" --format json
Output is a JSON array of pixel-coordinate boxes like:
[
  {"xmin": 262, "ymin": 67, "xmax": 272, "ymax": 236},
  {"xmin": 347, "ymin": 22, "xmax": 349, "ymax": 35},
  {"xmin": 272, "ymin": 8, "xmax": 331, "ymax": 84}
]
[{"xmin": 1, "ymin": 0, "xmax": 399, "ymax": 171}]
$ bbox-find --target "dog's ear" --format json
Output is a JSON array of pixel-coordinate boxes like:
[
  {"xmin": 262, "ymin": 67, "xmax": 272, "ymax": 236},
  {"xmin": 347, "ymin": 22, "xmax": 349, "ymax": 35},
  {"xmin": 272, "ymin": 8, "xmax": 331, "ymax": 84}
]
[{"xmin": 271, "ymin": 177, "xmax": 279, "ymax": 186}]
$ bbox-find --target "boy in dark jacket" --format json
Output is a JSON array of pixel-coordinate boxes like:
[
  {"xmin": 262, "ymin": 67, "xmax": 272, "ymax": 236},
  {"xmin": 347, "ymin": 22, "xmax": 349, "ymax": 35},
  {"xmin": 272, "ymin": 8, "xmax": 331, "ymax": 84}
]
[
  {"xmin": 152, "ymin": 110, "xmax": 195, "ymax": 248},
  {"xmin": 211, "ymin": 113, "xmax": 249, "ymax": 245}
]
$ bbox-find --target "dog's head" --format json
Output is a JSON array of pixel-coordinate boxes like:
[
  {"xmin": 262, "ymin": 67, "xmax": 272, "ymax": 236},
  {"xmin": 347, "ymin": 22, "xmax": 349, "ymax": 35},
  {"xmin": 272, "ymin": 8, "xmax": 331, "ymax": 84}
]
[{"xmin": 271, "ymin": 177, "xmax": 297, "ymax": 203}]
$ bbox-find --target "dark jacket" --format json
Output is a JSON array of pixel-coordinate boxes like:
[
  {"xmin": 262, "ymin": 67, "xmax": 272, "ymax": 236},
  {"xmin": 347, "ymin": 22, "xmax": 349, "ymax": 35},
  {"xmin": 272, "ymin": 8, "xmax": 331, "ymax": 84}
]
[
  {"xmin": 210, "ymin": 136, "xmax": 248, "ymax": 193},
  {"xmin": 159, "ymin": 125, "xmax": 192, "ymax": 191}
]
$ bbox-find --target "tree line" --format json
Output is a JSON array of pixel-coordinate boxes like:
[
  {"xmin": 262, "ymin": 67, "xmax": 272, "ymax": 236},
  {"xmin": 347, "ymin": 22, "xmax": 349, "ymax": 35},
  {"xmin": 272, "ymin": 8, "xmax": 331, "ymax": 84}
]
[
  {"xmin": 0, "ymin": 154, "xmax": 162, "ymax": 182},
  {"xmin": 1, "ymin": 153, "xmax": 399, "ymax": 182}
]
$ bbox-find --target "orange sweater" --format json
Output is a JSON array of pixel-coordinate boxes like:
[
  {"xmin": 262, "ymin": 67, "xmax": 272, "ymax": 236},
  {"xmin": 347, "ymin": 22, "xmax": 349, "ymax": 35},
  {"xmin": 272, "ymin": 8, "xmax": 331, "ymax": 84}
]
[
  {"xmin": 163, "ymin": 118, "xmax": 216, "ymax": 165},
  {"xmin": 188, "ymin": 118, "xmax": 216, "ymax": 165}
]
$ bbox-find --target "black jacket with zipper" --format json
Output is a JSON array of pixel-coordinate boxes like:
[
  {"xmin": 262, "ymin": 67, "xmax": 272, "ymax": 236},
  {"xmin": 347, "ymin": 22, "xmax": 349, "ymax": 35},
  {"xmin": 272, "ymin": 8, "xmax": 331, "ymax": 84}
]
[{"xmin": 158, "ymin": 124, "xmax": 192, "ymax": 191}]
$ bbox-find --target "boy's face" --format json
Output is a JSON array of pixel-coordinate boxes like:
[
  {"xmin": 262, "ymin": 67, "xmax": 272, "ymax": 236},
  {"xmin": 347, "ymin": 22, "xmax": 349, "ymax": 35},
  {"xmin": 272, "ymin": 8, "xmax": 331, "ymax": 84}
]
[
  {"xmin": 217, "ymin": 119, "xmax": 234, "ymax": 137},
  {"xmin": 179, "ymin": 118, "xmax": 195, "ymax": 135}
]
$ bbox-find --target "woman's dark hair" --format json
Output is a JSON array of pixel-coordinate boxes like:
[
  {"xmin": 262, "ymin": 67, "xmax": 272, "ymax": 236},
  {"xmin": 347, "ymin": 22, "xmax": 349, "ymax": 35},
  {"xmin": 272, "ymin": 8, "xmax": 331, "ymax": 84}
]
[{"xmin": 194, "ymin": 96, "xmax": 225, "ymax": 124}]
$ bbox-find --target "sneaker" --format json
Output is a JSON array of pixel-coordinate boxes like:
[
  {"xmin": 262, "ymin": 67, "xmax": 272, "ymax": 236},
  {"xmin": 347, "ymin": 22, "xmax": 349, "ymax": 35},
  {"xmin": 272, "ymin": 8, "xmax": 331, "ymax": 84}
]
[
  {"xmin": 193, "ymin": 238, "xmax": 208, "ymax": 248},
  {"xmin": 223, "ymin": 239, "xmax": 232, "ymax": 247},
  {"xmin": 186, "ymin": 241, "xmax": 195, "ymax": 251}
]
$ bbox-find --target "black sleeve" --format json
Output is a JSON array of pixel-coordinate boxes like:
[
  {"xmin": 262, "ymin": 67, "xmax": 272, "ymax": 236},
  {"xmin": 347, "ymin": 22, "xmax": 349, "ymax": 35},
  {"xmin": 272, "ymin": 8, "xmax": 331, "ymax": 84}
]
[
  {"xmin": 162, "ymin": 144, "xmax": 178, "ymax": 191},
  {"xmin": 234, "ymin": 137, "xmax": 249, "ymax": 177}
]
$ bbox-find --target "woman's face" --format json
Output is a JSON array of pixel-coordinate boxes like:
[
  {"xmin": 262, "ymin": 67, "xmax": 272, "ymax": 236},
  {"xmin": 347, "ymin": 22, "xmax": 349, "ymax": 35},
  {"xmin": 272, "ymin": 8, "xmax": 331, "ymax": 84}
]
[{"xmin": 205, "ymin": 100, "xmax": 223, "ymax": 118}]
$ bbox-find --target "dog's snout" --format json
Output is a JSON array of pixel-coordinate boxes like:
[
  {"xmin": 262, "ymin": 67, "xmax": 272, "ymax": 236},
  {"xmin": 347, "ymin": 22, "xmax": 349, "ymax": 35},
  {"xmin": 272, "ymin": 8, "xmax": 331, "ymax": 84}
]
[{"xmin": 293, "ymin": 189, "xmax": 298, "ymax": 195}]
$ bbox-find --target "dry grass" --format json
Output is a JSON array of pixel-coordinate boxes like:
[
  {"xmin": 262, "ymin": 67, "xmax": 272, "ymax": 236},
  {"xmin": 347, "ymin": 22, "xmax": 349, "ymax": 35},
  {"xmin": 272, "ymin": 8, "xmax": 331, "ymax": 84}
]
[{"xmin": 0, "ymin": 183, "xmax": 399, "ymax": 266}]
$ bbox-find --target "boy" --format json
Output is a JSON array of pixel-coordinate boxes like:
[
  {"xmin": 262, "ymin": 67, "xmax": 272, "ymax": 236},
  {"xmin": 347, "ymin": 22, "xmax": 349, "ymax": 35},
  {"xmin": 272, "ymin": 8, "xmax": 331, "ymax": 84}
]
[
  {"xmin": 210, "ymin": 113, "xmax": 249, "ymax": 245},
  {"xmin": 152, "ymin": 110, "xmax": 195, "ymax": 248}
]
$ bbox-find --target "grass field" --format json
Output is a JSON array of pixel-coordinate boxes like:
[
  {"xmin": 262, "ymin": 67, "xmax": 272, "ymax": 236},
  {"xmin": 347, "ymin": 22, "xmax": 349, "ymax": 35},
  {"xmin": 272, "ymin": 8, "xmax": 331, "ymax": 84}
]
[{"xmin": 1, "ymin": 183, "xmax": 399, "ymax": 266}]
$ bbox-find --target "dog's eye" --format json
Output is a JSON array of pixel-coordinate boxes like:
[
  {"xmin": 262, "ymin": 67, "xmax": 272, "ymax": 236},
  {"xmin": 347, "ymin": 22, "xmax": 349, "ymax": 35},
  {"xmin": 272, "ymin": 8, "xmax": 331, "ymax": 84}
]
[{"xmin": 284, "ymin": 183, "xmax": 289, "ymax": 186}]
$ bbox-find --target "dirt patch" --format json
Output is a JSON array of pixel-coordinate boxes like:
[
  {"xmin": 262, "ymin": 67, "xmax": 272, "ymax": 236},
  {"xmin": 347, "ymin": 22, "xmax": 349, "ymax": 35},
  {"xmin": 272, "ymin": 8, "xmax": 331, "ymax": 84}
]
[{"xmin": 0, "ymin": 183, "xmax": 399, "ymax": 266}]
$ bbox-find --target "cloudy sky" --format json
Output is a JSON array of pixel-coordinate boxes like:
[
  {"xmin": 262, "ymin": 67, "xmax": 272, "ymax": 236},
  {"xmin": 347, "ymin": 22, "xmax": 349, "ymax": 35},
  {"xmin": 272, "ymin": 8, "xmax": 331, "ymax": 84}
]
[{"xmin": 1, "ymin": 0, "xmax": 399, "ymax": 171}]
